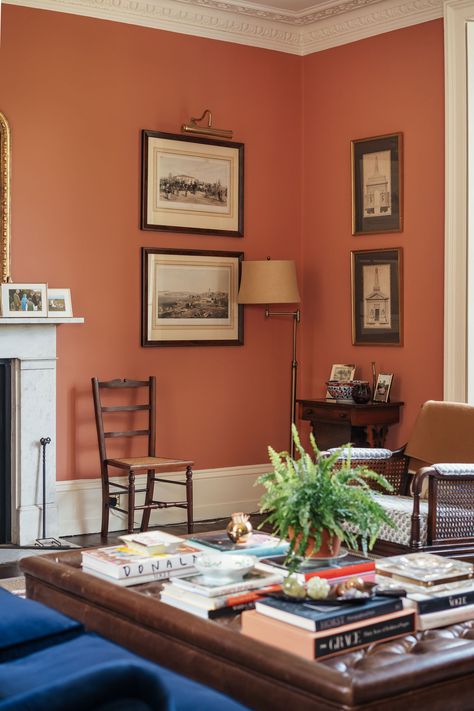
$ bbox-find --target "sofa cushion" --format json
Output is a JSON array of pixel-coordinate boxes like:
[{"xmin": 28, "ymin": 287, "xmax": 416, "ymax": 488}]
[
  {"xmin": 0, "ymin": 588, "xmax": 83, "ymax": 661},
  {"xmin": 372, "ymin": 493, "xmax": 428, "ymax": 546},
  {"xmin": 0, "ymin": 633, "xmax": 250, "ymax": 711}
]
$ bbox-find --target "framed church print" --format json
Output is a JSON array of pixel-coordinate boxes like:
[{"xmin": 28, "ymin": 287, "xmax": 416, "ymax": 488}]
[
  {"xmin": 351, "ymin": 133, "xmax": 403, "ymax": 235},
  {"xmin": 351, "ymin": 248, "xmax": 403, "ymax": 346}
]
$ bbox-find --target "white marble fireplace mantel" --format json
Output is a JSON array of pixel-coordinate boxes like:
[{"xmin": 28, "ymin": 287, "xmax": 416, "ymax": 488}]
[{"xmin": 0, "ymin": 317, "xmax": 84, "ymax": 545}]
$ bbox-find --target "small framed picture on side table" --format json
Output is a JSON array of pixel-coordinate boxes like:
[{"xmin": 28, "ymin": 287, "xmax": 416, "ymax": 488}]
[{"xmin": 373, "ymin": 373, "xmax": 393, "ymax": 402}]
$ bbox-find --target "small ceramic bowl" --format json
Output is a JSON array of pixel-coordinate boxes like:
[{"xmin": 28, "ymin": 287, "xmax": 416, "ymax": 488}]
[
  {"xmin": 326, "ymin": 381, "xmax": 354, "ymax": 401},
  {"xmin": 194, "ymin": 554, "xmax": 257, "ymax": 584}
]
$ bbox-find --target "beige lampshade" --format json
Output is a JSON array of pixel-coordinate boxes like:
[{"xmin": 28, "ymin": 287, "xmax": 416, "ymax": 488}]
[{"xmin": 237, "ymin": 260, "xmax": 300, "ymax": 304}]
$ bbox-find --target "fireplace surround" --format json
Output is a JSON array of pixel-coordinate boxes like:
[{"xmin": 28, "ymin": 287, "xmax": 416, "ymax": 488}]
[{"xmin": 0, "ymin": 316, "xmax": 83, "ymax": 545}]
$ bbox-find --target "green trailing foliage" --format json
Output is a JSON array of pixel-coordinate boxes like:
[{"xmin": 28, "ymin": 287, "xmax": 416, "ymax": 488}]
[{"xmin": 257, "ymin": 425, "xmax": 395, "ymax": 571}]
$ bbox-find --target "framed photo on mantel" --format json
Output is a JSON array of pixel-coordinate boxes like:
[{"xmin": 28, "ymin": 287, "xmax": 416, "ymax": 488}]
[
  {"xmin": 141, "ymin": 130, "xmax": 244, "ymax": 236},
  {"xmin": 351, "ymin": 133, "xmax": 403, "ymax": 235}
]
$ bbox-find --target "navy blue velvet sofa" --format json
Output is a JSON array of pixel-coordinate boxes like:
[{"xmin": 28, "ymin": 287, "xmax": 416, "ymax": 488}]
[{"xmin": 0, "ymin": 588, "xmax": 249, "ymax": 710}]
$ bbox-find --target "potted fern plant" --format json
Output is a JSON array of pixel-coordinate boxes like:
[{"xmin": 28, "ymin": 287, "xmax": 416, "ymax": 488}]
[{"xmin": 257, "ymin": 425, "xmax": 394, "ymax": 570}]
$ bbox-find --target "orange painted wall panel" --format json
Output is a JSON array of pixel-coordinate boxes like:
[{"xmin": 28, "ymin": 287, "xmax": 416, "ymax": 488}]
[
  {"xmin": 0, "ymin": 6, "xmax": 302, "ymax": 479},
  {"xmin": 301, "ymin": 21, "xmax": 445, "ymax": 448},
  {"xmin": 0, "ymin": 7, "xmax": 445, "ymax": 482}
]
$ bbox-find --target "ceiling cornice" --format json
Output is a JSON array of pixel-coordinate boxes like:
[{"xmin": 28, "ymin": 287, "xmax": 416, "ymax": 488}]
[{"xmin": 4, "ymin": 0, "xmax": 443, "ymax": 54}]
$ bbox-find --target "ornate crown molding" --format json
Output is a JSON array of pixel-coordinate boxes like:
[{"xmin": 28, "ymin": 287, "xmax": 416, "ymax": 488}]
[{"xmin": 5, "ymin": 0, "xmax": 443, "ymax": 54}]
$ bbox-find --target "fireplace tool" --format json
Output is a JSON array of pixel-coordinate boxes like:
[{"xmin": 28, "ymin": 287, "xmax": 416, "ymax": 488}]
[{"xmin": 35, "ymin": 437, "xmax": 64, "ymax": 548}]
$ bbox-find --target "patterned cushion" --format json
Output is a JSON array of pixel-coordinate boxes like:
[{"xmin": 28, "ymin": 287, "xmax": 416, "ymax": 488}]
[
  {"xmin": 372, "ymin": 494, "xmax": 428, "ymax": 546},
  {"xmin": 328, "ymin": 447, "xmax": 393, "ymax": 461},
  {"xmin": 433, "ymin": 464, "xmax": 474, "ymax": 475}
]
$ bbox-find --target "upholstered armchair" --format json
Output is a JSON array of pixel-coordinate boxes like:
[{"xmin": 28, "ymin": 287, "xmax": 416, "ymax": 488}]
[{"xmin": 331, "ymin": 401, "xmax": 474, "ymax": 558}]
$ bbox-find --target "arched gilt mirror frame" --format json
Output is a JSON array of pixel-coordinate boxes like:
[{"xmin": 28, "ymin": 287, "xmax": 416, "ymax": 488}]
[{"xmin": 0, "ymin": 112, "xmax": 11, "ymax": 283}]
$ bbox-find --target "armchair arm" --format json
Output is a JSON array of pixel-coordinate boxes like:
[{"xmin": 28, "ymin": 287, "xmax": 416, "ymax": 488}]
[{"xmin": 412, "ymin": 465, "xmax": 474, "ymax": 547}]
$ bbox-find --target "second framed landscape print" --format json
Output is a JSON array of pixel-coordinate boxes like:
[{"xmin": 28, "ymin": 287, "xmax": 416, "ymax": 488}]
[
  {"xmin": 351, "ymin": 133, "xmax": 402, "ymax": 235},
  {"xmin": 142, "ymin": 248, "xmax": 244, "ymax": 347},
  {"xmin": 351, "ymin": 248, "xmax": 403, "ymax": 346},
  {"xmin": 141, "ymin": 131, "xmax": 244, "ymax": 236}
]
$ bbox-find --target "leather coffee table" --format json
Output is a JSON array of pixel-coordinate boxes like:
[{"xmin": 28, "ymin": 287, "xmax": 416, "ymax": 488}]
[{"xmin": 20, "ymin": 550, "xmax": 474, "ymax": 711}]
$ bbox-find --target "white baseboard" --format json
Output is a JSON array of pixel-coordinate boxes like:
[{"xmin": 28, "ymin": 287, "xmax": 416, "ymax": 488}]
[{"xmin": 56, "ymin": 463, "xmax": 269, "ymax": 537}]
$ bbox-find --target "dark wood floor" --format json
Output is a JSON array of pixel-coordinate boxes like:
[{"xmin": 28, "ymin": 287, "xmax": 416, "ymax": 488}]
[{"xmin": 0, "ymin": 514, "xmax": 267, "ymax": 579}]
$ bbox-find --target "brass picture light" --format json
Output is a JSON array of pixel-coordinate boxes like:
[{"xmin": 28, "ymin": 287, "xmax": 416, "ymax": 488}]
[{"xmin": 181, "ymin": 109, "xmax": 233, "ymax": 140}]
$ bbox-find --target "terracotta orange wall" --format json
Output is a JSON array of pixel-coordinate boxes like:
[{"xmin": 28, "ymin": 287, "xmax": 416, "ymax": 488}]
[
  {"xmin": 300, "ymin": 21, "xmax": 445, "ymax": 448},
  {"xmin": 0, "ymin": 5, "xmax": 302, "ymax": 479}
]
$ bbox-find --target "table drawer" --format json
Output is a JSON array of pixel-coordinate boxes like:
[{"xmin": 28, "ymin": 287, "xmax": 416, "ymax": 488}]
[{"xmin": 302, "ymin": 405, "xmax": 350, "ymax": 423}]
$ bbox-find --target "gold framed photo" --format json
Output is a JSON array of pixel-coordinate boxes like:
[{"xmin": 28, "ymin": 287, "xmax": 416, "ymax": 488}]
[
  {"xmin": 141, "ymin": 130, "xmax": 244, "ymax": 236},
  {"xmin": 142, "ymin": 248, "xmax": 244, "ymax": 347},
  {"xmin": 351, "ymin": 133, "xmax": 403, "ymax": 235},
  {"xmin": 351, "ymin": 248, "xmax": 403, "ymax": 346}
]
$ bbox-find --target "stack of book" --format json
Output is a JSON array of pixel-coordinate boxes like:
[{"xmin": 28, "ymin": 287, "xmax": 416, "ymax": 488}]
[
  {"xmin": 256, "ymin": 551, "xmax": 377, "ymax": 585},
  {"xmin": 375, "ymin": 552, "xmax": 474, "ymax": 630},
  {"xmin": 241, "ymin": 593, "xmax": 415, "ymax": 660},
  {"xmin": 81, "ymin": 533, "xmax": 201, "ymax": 587},
  {"xmin": 160, "ymin": 568, "xmax": 285, "ymax": 618}
]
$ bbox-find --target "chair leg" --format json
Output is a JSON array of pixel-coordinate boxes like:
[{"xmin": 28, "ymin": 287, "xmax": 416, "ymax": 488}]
[
  {"xmin": 140, "ymin": 469, "xmax": 155, "ymax": 532},
  {"xmin": 128, "ymin": 471, "xmax": 136, "ymax": 534},
  {"xmin": 186, "ymin": 465, "xmax": 194, "ymax": 534},
  {"xmin": 101, "ymin": 465, "xmax": 110, "ymax": 540}
]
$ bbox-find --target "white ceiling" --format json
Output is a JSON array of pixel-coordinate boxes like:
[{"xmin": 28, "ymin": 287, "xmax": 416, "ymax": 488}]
[{"xmin": 6, "ymin": 0, "xmax": 443, "ymax": 54}]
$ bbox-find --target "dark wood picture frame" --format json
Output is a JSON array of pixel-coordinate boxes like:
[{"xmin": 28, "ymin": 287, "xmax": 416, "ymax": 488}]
[
  {"xmin": 141, "ymin": 130, "xmax": 244, "ymax": 236},
  {"xmin": 351, "ymin": 133, "xmax": 403, "ymax": 235},
  {"xmin": 351, "ymin": 248, "xmax": 403, "ymax": 346},
  {"xmin": 373, "ymin": 373, "xmax": 394, "ymax": 402},
  {"xmin": 142, "ymin": 247, "xmax": 244, "ymax": 347}
]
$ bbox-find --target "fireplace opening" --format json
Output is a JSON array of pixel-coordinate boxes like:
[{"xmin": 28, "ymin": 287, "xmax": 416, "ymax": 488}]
[{"xmin": 0, "ymin": 359, "xmax": 12, "ymax": 544}]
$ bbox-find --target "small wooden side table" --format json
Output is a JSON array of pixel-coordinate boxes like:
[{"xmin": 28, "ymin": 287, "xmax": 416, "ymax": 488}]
[{"xmin": 298, "ymin": 398, "xmax": 403, "ymax": 449}]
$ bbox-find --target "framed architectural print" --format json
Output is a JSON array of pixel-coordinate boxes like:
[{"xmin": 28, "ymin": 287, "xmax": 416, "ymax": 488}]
[
  {"xmin": 0, "ymin": 112, "xmax": 11, "ymax": 283},
  {"xmin": 142, "ymin": 248, "xmax": 244, "ymax": 347},
  {"xmin": 141, "ymin": 131, "xmax": 244, "ymax": 236},
  {"xmin": 351, "ymin": 248, "xmax": 403, "ymax": 345},
  {"xmin": 351, "ymin": 133, "xmax": 403, "ymax": 235},
  {"xmin": 0, "ymin": 283, "xmax": 47, "ymax": 317},
  {"xmin": 373, "ymin": 373, "xmax": 394, "ymax": 402}
]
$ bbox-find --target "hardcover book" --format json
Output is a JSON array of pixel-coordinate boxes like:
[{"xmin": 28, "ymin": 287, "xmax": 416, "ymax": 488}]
[
  {"xmin": 256, "ymin": 553, "xmax": 375, "ymax": 582},
  {"xmin": 119, "ymin": 531, "xmax": 183, "ymax": 555},
  {"xmin": 162, "ymin": 580, "xmax": 281, "ymax": 610},
  {"xmin": 190, "ymin": 531, "xmax": 289, "ymax": 558},
  {"xmin": 160, "ymin": 591, "xmax": 258, "ymax": 619},
  {"xmin": 254, "ymin": 595, "xmax": 403, "ymax": 632},
  {"xmin": 82, "ymin": 566, "xmax": 197, "ymax": 587},
  {"xmin": 414, "ymin": 602, "xmax": 474, "ymax": 630},
  {"xmin": 376, "ymin": 576, "xmax": 474, "ymax": 616},
  {"xmin": 171, "ymin": 568, "xmax": 284, "ymax": 597},
  {"xmin": 241, "ymin": 608, "xmax": 416, "ymax": 660},
  {"xmin": 376, "ymin": 553, "xmax": 474, "ymax": 587},
  {"xmin": 81, "ymin": 544, "xmax": 200, "ymax": 580}
]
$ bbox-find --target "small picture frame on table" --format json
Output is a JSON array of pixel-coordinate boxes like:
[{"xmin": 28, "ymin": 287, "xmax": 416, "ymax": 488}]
[
  {"xmin": 351, "ymin": 133, "xmax": 402, "ymax": 235},
  {"xmin": 0, "ymin": 283, "xmax": 47, "ymax": 317},
  {"xmin": 326, "ymin": 363, "xmax": 356, "ymax": 399},
  {"xmin": 47, "ymin": 288, "xmax": 73, "ymax": 317},
  {"xmin": 373, "ymin": 373, "xmax": 393, "ymax": 402}
]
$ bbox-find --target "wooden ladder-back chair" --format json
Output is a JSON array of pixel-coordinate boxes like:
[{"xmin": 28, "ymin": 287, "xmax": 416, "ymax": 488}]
[{"xmin": 91, "ymin": 376, "xmax": 193, "ymax": 538}]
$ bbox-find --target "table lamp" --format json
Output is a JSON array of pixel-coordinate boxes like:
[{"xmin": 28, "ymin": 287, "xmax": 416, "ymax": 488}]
[{"xmin": 237, "ymin": 258, "xmax": 301, "ymax": 457}]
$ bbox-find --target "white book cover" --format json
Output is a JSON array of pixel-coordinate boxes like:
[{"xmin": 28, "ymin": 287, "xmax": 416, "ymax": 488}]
[
  {"xmin": 171, "ymin": 568, "xmax": 284, "ymax": 597},
  {"xmin": 81, "ymin": 543, "xmax": 200, "ymax": 579},
  {"xmin": 82, "ymin": 566, "xmax": 197, "ymax": 587}
]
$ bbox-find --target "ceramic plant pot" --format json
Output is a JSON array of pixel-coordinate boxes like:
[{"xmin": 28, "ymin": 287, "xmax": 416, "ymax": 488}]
[{"xmin": 288, "ymin": 527, "xmax": 342, "ymax": 558}]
